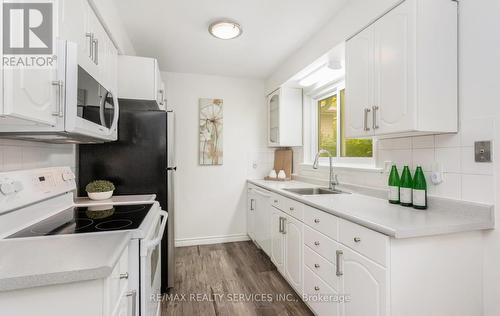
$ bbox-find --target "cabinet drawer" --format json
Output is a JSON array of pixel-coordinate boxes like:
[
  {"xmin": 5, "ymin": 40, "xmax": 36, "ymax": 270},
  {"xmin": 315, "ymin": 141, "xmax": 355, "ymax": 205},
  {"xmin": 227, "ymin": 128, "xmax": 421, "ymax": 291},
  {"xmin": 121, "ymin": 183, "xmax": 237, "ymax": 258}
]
[
  {"xmin": 303, "ymin": 266, "xmax": 340, "ymax": 316},
  {"xmin": 304, "ymin": 245, "xmax": 339, "ymax": 291},
  {"xmin": 270, "ymin": 193, "xmax": 284, "ymax": 210},
  {"xmin": 283, "ymin": 198, "xmax": 304, "ymax": 221},
  {"xmin": 303, "ymin": 205, "xmax": 338, "ymax": 240},
  {"xmin": 338, "ymin": 219, "xmax": 388, "ymax": 266},
  {"xmin": 304, "ymin": 225, "xmax": 338, "ymax": 264}
]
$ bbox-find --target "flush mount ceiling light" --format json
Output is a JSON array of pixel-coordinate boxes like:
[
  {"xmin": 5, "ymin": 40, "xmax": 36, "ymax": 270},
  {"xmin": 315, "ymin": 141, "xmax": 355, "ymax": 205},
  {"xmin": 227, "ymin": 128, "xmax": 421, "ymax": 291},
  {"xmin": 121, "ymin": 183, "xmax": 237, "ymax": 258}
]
[{"xmin": 209, "ymin": 20, "xmax": 242, "ymax": 40}]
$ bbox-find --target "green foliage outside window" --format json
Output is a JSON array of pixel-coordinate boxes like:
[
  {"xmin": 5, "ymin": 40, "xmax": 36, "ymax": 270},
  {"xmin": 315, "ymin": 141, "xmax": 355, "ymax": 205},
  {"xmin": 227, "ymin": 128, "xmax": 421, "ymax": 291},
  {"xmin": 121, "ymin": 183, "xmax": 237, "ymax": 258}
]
[{"xmin": 318, "ymin": 89, "xmax": 372, "ymax": 158}]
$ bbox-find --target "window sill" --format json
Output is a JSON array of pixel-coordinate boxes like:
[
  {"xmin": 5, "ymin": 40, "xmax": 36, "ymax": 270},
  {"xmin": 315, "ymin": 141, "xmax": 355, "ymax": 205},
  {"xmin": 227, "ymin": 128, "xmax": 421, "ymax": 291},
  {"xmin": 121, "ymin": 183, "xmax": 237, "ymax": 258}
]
[{"xmin": 300, "ymin": 162, "xmax": 384, "ymax": 173}]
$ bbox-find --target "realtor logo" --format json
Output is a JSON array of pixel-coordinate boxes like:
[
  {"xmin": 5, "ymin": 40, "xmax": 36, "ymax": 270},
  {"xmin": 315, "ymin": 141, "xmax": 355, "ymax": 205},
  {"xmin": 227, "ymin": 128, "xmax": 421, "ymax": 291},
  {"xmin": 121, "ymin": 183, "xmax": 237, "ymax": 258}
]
[{"xmin": 3, "ymin": 2, "xmax": 53, "ymax": 55}]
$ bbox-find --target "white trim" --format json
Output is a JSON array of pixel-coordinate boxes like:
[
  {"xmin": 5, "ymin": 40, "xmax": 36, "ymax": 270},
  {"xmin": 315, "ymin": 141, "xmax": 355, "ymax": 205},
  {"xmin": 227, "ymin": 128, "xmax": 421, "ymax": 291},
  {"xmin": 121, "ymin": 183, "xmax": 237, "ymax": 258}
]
[
  {"xmin": 306, "ymin": 80, "xmax": 375, "ymax": 166},
  {"xmin": 175, "ymin": 233, "xmax": 250, "ymax": 247}
]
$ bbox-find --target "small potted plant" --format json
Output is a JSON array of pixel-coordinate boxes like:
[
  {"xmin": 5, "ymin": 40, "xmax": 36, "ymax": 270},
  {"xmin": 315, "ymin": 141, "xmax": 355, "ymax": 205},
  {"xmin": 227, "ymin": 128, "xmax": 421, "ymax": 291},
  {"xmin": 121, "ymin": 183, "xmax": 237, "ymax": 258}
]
[{"xmin": 85, "ymin": 180, "xmax": 115, "ymax": 201}]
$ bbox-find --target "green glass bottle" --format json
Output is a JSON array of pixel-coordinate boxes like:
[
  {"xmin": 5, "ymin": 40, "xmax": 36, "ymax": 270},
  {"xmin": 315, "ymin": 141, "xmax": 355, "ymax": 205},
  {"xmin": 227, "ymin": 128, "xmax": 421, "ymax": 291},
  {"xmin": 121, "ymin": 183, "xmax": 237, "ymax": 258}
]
[
  {"xmin": 413, "ymin": 166, "xmax": 427, "ymax": 210},
  {"xmin": 400, "ymin": 165, "xmax": 413, "ymax": 207},
  {"xmin": 388, "ymin": 165, "xmax": 400, "ymax": 204}
]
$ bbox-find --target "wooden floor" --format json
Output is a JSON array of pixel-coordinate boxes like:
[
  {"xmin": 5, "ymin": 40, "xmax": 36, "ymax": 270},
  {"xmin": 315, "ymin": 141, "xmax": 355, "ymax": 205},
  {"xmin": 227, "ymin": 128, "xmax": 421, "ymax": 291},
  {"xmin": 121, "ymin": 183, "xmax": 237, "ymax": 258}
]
[{"xmin": 162, "ymin": 241, "xmax": 314, "ymax": 316}]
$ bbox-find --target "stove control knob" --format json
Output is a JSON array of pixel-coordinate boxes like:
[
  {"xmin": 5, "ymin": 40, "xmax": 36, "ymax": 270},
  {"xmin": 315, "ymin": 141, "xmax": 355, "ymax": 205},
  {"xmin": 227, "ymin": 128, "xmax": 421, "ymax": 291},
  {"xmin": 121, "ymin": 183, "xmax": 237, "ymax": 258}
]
[
  {"xmin": 62, "ymin": 170, "xmax": 75, "ymax": 181},
  {"xmin": 0, "ymin": 181, "xmax": 15, "ymax": 196}
]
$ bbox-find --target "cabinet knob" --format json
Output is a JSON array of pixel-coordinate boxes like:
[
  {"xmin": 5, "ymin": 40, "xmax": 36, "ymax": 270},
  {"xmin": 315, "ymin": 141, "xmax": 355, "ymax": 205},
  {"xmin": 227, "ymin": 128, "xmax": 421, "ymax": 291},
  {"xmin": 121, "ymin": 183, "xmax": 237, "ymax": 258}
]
[
  {"xmin": 314, "ymin": 264, "xmax": 320, "ymax": 269},
  {"xmin": 274, "ymin": 200, "xmax": 278, "ymax": 203},
  {"xmin": 314, "ymin": 218, "xmax": 320, "ymax": 223},
  {"xmin": 354, "ymin": 237, "xmax": 361, "ymax": 243},
  {"xmin": 289, "ymin": 207, "xmax": 294, "ymax": 211},
  {"xmin": 314, "ymin": 286, "xmax": 320, "ymax": 291},
  {"xmin": 119, "ymin": 272, "xmax": 129, "ymax": 279},
  {"xmin": 314, "ymin": 241, "xmax": 320, "ymax": 246}
]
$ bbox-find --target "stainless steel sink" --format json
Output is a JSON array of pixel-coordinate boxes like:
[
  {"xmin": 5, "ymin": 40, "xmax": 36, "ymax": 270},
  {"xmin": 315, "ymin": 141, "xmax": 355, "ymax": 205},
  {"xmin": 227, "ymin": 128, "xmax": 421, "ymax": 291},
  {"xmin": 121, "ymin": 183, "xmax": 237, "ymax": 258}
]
[{"xmin": 283, "ymin": 187, "xmax": 350, "ymax": 195}]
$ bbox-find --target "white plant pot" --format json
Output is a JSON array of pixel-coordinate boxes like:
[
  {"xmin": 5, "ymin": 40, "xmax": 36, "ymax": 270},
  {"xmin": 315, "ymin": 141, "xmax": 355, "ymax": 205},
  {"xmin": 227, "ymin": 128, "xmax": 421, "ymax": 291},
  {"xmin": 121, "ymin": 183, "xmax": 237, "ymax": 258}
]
[{"xmin": 87, "ymin": 191, "xmax": 114, "ymax": 201}]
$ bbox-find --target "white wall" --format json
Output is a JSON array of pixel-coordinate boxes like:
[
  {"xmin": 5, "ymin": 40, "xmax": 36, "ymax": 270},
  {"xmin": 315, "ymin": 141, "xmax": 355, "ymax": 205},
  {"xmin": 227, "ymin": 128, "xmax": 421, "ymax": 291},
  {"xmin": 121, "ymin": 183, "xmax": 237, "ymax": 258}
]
[
  {"xmin": 164, "ymin": 72, "xmax": 269, "ymax": 246},
  {"xmin": 0, "ymin": 140, "xmax": 75, "ymax": 172}
]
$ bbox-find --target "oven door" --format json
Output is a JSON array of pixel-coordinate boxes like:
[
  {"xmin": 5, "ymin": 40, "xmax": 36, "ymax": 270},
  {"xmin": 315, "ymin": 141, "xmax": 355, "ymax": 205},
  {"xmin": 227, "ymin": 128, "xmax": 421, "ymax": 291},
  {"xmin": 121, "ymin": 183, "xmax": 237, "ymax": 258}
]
[
  {"xmin": 64, "ymin": 42, "xmax": 119, "ymax": 141},
  {"xmin": 140, "ymin": 210, "xmax": 168, "ymax": 316}
]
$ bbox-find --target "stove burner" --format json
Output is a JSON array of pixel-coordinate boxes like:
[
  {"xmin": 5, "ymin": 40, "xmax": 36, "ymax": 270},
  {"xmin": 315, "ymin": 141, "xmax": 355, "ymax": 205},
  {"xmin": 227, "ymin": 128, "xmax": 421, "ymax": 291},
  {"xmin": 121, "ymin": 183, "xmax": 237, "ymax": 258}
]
[
  {"xmin": 95, "ymin": 219, "xmax": 133, "ymax": 231},
  {"xmin": 30, "ymin": 218, "xmax": 94, "ymax": 235}
]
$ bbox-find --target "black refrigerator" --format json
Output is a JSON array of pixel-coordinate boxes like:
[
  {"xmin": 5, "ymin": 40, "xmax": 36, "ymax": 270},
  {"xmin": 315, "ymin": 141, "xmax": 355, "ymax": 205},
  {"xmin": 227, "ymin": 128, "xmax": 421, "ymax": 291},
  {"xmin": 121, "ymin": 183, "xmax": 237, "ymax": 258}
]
[{"xmin": 78, "ymin": 102, "xmax": 176, "ymax": 293}]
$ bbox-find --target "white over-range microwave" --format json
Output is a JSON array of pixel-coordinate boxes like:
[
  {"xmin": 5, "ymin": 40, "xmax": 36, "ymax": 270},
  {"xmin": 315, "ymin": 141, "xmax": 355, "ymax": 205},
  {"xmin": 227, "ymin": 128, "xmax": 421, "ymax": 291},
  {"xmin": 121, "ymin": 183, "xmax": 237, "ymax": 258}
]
[{"xmin": 0, "ymin": 40, "xmax": 119, "ymax": 143}]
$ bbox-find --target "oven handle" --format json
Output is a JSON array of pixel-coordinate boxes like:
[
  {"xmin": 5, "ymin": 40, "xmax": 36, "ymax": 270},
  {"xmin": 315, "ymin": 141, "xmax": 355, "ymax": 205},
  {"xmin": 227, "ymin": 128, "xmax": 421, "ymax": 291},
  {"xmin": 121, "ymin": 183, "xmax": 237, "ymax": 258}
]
[{"xmin": 144, "ymin": 211, "xmax": 168, "ymax": 252}]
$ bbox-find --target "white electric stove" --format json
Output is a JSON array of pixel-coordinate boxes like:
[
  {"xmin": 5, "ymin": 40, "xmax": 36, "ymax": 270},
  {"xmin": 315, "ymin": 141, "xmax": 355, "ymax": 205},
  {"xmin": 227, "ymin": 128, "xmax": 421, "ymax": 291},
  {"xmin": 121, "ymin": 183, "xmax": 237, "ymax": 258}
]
[{"xmin": 0, "ymin": 167, "xmax": 166, "ymax": 316}]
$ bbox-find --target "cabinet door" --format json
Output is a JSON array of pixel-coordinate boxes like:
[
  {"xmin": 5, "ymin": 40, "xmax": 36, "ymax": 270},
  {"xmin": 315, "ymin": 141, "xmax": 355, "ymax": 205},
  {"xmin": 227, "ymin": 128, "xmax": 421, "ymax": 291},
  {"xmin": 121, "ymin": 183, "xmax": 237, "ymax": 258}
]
[
  {"xmin": 270, "ymin": 208, "xmax": 285, "ymax": 273},
  {"xmin": 340, "ymin": 245, "xmax": 387, "ymax": 316},
  {"xmin": 373, "ymin": 0, "xmax": 415, "ymax": 135},
  {"xmin": 254, "ymin": 189, "xmax": 271, "ymax": 256},
  {"xmin": 283, "ymin": 215, "xmax": 303, "ymax": 293},
  {"xmin": 80, "ymin": 1, "xmax": 99, "ymax": 79},
  {"xmin": 345, "ymin": 27, "xmax": 374, "ymax": 138},
  {"xmin": 268, "ymin": 90, "xmax": 280, "ymax": 146},
  {"xmin": 247, "ymin": 189, "xmax": 256, "ymax": 240},
  {"xmin": 2, "ymin": 41, "xmax": 65, "ymax": 126}
]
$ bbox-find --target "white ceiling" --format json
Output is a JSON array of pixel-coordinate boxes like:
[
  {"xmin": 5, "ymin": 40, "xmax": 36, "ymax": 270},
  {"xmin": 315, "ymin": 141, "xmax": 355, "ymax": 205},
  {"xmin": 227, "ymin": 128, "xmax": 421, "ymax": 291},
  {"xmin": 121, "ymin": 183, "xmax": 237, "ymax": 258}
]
[{"xmin": 113, "ymin": 0, "xmax": 349, "ymax": 78}]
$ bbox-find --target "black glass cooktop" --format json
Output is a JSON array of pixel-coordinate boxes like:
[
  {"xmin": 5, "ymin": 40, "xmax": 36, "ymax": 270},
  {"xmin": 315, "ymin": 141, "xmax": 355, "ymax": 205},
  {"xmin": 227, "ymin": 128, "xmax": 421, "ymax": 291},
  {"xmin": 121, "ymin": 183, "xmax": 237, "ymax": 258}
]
[{"xmin": 8, "ymin": 204, "xmax": 153, "ymax": 238}]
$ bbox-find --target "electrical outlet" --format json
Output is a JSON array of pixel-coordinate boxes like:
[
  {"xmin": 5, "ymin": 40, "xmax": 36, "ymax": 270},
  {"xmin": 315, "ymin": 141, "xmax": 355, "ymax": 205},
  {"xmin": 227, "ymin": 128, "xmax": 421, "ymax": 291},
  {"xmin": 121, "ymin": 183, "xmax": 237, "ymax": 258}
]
[{"xmin": 474, "ymin": 141, "xmax": 492, "ymax": 163}]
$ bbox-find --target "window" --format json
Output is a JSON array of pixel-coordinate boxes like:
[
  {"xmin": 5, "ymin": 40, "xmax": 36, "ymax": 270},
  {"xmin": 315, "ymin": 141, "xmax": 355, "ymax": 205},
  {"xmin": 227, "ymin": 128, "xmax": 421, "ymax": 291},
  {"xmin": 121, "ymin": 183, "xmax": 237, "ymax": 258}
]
[{"xmin": 314, "ymin": 84, "xmax": 373, "ymax": 160}]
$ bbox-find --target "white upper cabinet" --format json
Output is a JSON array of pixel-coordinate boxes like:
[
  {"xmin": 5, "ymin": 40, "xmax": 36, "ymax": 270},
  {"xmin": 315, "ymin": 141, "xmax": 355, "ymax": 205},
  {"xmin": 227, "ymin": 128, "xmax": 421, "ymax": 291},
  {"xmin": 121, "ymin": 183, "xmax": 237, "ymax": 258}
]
[
  {"xmin": 117, "ymin": 55, "xmax": 166, "ymax": 109},
  {"xmin": 267, "ymin": 87, "xmax": 303, "ymax": 147},
  {"xmin": 345, "ymin": 0, "xmax": 458, "ymax": 138},
  {"xmin": 59, "ymin": 0, "xmax": 117, "ymax": 92}
]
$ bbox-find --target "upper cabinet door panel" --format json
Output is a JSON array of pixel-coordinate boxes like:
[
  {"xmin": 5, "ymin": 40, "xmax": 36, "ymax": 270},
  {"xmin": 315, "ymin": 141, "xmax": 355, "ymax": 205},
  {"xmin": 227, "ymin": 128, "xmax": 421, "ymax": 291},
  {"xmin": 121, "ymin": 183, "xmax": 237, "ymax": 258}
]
[
  {"xmin": 2, "ymin": 42, "xmax": 66, "ymax": 126},
  {"xmin": 373, "ymin": 0, "xmax": 415, "ymax": 134},
  {"xmin": 345, "ymin": 27, "xmax": 374, "ymax": 138}
]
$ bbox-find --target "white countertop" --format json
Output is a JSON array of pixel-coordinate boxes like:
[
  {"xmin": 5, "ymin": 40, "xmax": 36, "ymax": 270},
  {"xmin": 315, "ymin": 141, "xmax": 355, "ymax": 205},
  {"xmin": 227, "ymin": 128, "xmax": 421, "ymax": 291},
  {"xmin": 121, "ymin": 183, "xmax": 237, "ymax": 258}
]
[
  {"xmin": 248, "ymin": 179, "xmax": 494, "ymax": 238},
  {"xmin": 0, "ymin": 231, "xmax": 131, "ymax": 292}
]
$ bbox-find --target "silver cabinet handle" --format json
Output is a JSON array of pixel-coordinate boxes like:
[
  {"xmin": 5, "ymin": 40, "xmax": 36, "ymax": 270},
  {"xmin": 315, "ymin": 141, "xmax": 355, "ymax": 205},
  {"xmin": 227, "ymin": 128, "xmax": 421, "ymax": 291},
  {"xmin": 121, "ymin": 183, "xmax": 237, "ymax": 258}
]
[
  {"xmin": 354, "ymin": 237, "xmax": 361, "ymax": 243},
  {"xmin": 372, "ymin": 106, "xmax": 379, "ymax": 129},
  {"xmin": 336, "ymin": 250, "xmax": 343, "ymax": 276},
  {"xmin": 282, "ymin": 217, "xmax": 287, "ymax": 234},
  {"xmin": 278, "ymin": 217, "xmax": 283, "ymax": 233},
  {"xmin": 314, "ymin": 264, "xmax": 320, "ymax": 269},
  {"xmin": 314, "ymin": 218, "xmax": 320, "ymax": 224},
  {"xmin": 158, "ymin": 89, "xmax": 165, "ymax": 105},
  {"xmin": 314, "ymin": 241, "xmax": 320, "ymax": 246},
  {"xmin": 364, "ymin": 108, "xmax": 371, "ymax": 131},
  {"xmin": 250, "ymin": 199, "xmax": 255, "ymax": 211},
  {"xmin": 85, "ymin": 32, "xmax": 93, "ymax": 59},
  {"xmin": 125, "ymin": 290, "xmax": 137, "ymax": 316},
  {"xmin": 314, "ymin": 286, "xmax": 320, "ymax": 291},
  {"xmin": 51, "ymin": 80, "xmax": 64, "ymax": 117},
  {"xmin": 92, "ymin": 38, "xmax": 99, "ymax": 65},
  {"xmin": 120, "ymin": 272, "xmax": 129, "ymax": 279}
]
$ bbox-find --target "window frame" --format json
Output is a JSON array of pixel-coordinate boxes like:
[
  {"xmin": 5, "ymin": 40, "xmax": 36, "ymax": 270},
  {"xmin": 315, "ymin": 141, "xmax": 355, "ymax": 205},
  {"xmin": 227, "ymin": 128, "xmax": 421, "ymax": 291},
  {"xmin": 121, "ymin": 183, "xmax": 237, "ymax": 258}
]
[{"xmin": 307, "ymin": 81, "xmax": 376, "ymax": 168}]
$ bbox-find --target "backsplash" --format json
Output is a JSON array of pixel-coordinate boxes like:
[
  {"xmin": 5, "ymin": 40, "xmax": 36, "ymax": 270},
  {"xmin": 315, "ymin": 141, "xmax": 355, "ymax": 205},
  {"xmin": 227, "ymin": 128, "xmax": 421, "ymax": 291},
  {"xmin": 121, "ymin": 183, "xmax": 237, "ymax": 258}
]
[
  {"xmin": 0, "ymin": 139, "xmax": 75, "ymax": 172},
  {"xmin": 294, "ymin": 117, "xmax": 495, "ymax": 204}
]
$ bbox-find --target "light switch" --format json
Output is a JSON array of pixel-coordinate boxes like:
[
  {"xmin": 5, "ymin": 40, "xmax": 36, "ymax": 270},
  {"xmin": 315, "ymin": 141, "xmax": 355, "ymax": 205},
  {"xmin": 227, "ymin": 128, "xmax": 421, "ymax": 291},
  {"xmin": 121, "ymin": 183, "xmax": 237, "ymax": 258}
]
[{"xmin": 474, "ymin": 141, "xmax": 492, "ymax": 163}]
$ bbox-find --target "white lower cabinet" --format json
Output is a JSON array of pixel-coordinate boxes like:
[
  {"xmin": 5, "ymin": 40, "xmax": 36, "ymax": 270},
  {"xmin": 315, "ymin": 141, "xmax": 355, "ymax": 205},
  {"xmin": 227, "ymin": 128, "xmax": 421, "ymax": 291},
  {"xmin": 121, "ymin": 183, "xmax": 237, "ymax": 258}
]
[
  {"xmin": 270, "ymin": 207, "xmax": 285, "ymax": 273},
  {"xmin": 340, "ymin": 245, "xmax": 387, "ymax": 316},
  {"xmin": 247, "ymin": 187, "xmax": 256, "ymax": 241},
  {"xmin": 0, "ymin": 243, "xmax": 136, "ymax": 316},
  {"xmin": 283, "ymin": 215, "xmax": 303, "ymax": 293},
  {"xmin": 247, "ymin": 183, "xmax": 483, "ymax": 316}
]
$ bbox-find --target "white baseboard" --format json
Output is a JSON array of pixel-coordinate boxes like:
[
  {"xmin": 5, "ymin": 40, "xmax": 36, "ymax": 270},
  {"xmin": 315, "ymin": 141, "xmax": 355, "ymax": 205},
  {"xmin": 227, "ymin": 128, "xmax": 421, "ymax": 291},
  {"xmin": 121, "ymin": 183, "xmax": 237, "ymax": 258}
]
[{"xmin": 175, "ymin": 233, "xmax": 250, "ymax": 247}]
